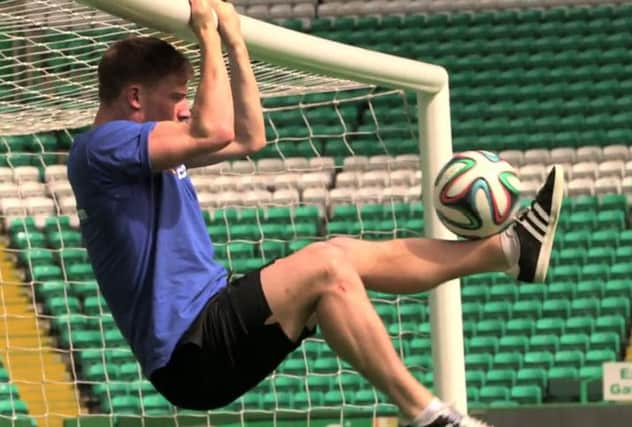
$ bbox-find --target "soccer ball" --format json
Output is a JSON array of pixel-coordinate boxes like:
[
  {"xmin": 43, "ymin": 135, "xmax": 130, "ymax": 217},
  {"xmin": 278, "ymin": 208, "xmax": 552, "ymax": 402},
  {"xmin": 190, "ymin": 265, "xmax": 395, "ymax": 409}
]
[{"xmin": 433, "ymin": 150, "xmax": 522, "ymax": 239}]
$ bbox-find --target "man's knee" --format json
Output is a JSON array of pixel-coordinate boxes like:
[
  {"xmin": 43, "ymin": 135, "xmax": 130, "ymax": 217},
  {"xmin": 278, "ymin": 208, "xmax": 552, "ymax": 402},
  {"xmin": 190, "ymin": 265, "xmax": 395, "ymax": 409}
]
[{"xmin": 302, "ymin": 241, "xmax": 356, "ymax": 286}]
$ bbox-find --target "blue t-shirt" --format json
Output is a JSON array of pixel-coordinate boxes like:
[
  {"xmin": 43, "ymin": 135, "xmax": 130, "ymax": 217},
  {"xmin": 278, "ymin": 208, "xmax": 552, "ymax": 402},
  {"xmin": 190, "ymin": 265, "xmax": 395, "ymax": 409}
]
[{"xmin": 67, "ymin": 120, "xmax": 228, "ymax": 377}]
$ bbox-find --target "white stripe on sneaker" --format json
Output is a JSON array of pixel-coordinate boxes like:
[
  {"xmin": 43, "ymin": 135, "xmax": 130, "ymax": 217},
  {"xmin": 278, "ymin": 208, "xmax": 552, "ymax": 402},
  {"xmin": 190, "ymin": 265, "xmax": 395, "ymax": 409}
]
[
  {"xmin": 527, "ymin": 205, "xmax": 549, "ymax": 235},
  {"xmin": 533, "ymin": 203, "xmax": 550, "ymax": 223},
  {"xmin": 519, "ymin": 212, "xmax": 546, "ymax": 242}
]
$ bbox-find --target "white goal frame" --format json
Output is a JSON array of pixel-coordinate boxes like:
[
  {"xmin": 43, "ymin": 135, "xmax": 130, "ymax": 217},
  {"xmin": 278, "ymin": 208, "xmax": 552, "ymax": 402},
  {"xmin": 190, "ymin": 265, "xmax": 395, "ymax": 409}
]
[{"xmin": 79, "ymin": 0, "xmax": 467, "ymax": 413}]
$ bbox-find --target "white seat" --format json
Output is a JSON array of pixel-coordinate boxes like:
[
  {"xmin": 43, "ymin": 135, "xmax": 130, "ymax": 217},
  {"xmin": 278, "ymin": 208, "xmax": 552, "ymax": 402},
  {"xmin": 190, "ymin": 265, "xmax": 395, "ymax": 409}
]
[
  {"xmin": 231, "ymin": 160, "xmax": 256, "ymax": 174},
  {"xmin": 382, "ymin": 186, "xmax": 409, "ymax": 203},
  {"xmin": 336, "ymin": 171, "xmax": 360, "ymax": 188},
  {"xmin": 214, "ymin": 175, "xmax": 239, "ymax": 192},
  {"xmin": 575, "ymin": 145, "xmax": 602, "ymax": 163},
  {"xmin": 368, "ymin": 155, "xmax": 393, "ymax": 170},
  {"xmin": 272, "ymin": 173, "xmax": 301, "ymax": 190},
  {"xmin": 215, "ymin": 191, "xmax": 242, "ymax": 208},
  {"xmin": 237, "ymin": 175, "xmax": 269, "ymax": 191},
  {"xmin": 360, "ymin": 170, "xmax": 389, "ymax": 187},
  {"xmin": 390, "ymin": 170, "xmax": 414, "ymax": 187},
  {"xmin": 294, "ymin": 2, "xmax": 317, "ymax": 18},
  {"xmin": 246, "ymin": 4, "xmax": 270, "ymax": 19},
  {"xmin": 519, "ymin": 164, "xmax": 546, "ymax": 182},
  {"xmin": 412, "ymin": 170, "xmax": 422, "ymax": 186},
  {"xmin": 520, "ymin": 180, "xmax": 541, "ymax": 198},
  {"xmin": 196, "ymin": 192, "xmax": 216, "ymax": 209},
  {"xmin": 571, "ymin": 162, "xmax": 599, "ymax": 180},
  {"xmin": 622, "ymin": 176, "xmax": 632, "ymax": 196},
  {"xmin": 190, "ymin": 175, "xmax": 214, "ymax": 193},
  {"xmin": 594, "ymin": 177, "xmax": 621, "ymax": 196},
  {"xmin": 394, "ymin": 154, "xmax": 420, "ymax": 170},
  {"xmin": 1, "ymin": 197, "xmax": 24, "ymax": 216},
  {"xmin": 302, "ymin": 187, "xmax": 329, "ymax": 208},
  {"xmin": 523, "ymin": 149, "xmax": 550, "ymax": 165},
  {"xmin": 354, "ymin": 187, "xmax": 383, "ymax": 205},
  {"xmin": 269, "ymin": 3, "xmax": 293, "ymax": 19},
  {"xmin": 318, "ymin": 2, "xmax": 344, "ymax": 16},
  {"xmin": 0, "ymin": 167, "xmax": 13, "ymax": 183},
  {"xmin": 59, "ymin": 196, "xmax": 77, "ymax": 214},
  {"xmin": 272, "ymin": 188, "xmax": 300, "ymax": 205},
  {"xmin": 328, "ymin": 188, "xmax": 355, "ymax": 210},
  {"xmin": 204, "ymin": 161, "xmax": 232, "ymax": 175},
  {"xmin": 257, "ymin": 158, "xmax": 285, "ymax": 173},
  {"xmin": 13, "ymin": 166, "xmax": 39, "ymax": 183},
  {"xmin": 0, "ymin": 182, "xmax": 18, "ymax": 199},
  {"xmin": 405, "ymin": 185, "xmax": 422, "ymax": 202},
  {"xmin": 300, "ymin": 171, "xmax": 332, "ymax": 189},
  {"xmin": 343, "ymin": 156, "xmax": 369, "ymax": 171},
  {"xmin": 19, "ymin": 182, "xmax": 47, "ymax": 198},
  {"xmin": 243, "ymin": 190, "xmax": 272, "ymax": 206},
  {"xmin": 499, "ymin": 150, "xmax": 524, "ymax": 167},
  {"xmin": 549, "ymin": 147, "xmax": 576, "ymax": 165},
  {"xmin": 602, "ymin": 144, "xmax": 629, "ymax": 162},
  {"xmin": 47, "ymin": 181, "xmax": 74, "ymax": 199},
  {"xmin": 45, "ymin": 165, "xmax": 68, "ymax": 182},
  {"xmin": 284, "ymin": 157, "xmax": 310, "ymax": 171},
  {"xmin": 567, "ymin": 178, "xmax": 595, "ymax": 197},
  {"xmin": 624, "ymin": 160, "xmax": 632, "ymax": 177},
  {"xmin": 308, "ymin": 156, "xmax": 335, "ymax": 172},
  {"xmin": 598, "ymin": 160, "xmax": 625, "ymax": 179}
]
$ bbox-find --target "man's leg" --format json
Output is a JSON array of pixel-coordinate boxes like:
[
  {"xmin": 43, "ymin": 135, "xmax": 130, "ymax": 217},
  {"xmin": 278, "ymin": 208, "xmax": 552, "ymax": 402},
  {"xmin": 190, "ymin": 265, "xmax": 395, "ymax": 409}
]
[{"xmin": 260, "ymin": 241, "xmax": 434, "ymax": 420}]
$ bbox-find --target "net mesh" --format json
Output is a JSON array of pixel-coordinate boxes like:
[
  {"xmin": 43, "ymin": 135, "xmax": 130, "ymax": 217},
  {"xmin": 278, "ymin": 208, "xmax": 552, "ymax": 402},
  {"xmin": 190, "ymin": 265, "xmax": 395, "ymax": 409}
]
[{"xmin": 0, "ymin": 1, "xmax": 431, "ymax": 426}]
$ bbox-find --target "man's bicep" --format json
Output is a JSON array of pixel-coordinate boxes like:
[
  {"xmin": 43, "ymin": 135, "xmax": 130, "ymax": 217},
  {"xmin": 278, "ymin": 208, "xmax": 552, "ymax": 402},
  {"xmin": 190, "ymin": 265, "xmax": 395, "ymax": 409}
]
[{"xmin": 148, "ymin": 121, "xmax": 233, "ymax": 172}]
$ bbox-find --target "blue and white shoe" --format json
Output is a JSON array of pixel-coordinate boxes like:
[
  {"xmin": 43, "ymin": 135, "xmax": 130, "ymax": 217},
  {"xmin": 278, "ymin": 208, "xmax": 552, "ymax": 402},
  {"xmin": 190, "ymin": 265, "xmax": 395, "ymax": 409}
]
[{"xmin": 507, "ymin": 164, "xmax": 565, "ymax": 283}]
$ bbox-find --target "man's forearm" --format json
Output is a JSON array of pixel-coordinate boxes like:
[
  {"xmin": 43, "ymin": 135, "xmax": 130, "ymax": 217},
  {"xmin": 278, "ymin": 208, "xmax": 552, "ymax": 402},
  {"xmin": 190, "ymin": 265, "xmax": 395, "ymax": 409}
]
[
  {"xmin": 226, "ymin": 41, "xmax": 266, "ymax": 151},
  {"xmin": 191, "ymin": 29, "xmax": 235, "ymax": 139}
]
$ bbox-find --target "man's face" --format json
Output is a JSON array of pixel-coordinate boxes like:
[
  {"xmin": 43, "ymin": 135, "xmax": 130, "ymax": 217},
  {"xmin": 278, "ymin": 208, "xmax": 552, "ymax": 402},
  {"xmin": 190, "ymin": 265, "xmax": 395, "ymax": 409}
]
[{"xmin": 140, "ymin": 72, "xmax": 191, "ymax": 123}]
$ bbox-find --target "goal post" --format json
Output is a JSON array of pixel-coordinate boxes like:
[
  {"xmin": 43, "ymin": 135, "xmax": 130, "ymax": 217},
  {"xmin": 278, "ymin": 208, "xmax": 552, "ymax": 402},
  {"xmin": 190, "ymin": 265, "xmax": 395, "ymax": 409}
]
[{"xmin": 79, "ymin": 0, "xmax": 467, "ymax": 413}]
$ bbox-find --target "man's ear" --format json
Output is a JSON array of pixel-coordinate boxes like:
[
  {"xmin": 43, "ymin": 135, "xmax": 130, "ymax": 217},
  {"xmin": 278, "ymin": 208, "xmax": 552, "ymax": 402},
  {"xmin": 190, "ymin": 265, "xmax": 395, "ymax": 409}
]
[{"xmin": 125, "ymin": 85, "xmax": 142, "ymax": 111}]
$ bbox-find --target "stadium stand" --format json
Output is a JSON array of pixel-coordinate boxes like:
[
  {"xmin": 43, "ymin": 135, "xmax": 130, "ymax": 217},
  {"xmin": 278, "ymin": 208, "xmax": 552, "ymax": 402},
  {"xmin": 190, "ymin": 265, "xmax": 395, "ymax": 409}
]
[{"xmin": 0, "ymin": 0, "xmax": 630, "ymax": 419}]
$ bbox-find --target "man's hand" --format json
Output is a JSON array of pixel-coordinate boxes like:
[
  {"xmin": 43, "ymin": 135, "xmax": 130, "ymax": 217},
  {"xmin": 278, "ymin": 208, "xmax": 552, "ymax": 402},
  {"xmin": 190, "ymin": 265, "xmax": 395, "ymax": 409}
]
[
  {"xmin": 189, "ymin": 0, "xmax": 219, "ymax": 39},
  {"xmin": 209, "ymin": 0, "xmax": 243, "ymax": 48}
]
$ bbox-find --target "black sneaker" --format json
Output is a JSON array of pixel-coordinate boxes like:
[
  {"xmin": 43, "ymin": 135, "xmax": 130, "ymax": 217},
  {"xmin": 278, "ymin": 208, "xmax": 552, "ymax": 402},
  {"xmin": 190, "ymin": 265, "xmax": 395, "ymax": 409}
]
[
  {"xmin": 508, "ymin": 164, "xmax": 565, "ymax": 283},
  {"xmin": 400, "ymin": 406, "xmax": 494, "ymax": 427}
]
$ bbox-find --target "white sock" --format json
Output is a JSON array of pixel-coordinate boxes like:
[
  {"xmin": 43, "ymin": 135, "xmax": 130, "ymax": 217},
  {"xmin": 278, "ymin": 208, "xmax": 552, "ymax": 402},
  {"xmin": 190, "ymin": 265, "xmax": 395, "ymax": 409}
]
[
  {"xmin": 500, "ymin": 226, "xmax": 520, "ymax": 269},
  {"xmin": 405, "ymin": 398, "xmax": 444, "ymax": 427}
]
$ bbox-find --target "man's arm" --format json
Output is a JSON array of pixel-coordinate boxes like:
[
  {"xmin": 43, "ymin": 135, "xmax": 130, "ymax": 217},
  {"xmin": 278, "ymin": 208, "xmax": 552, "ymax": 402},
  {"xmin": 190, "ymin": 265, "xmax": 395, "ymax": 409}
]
[
  {"xmin": 186, "ymin": 4, "xmax": 266, "ymax": 169},
  {"xmin": 147, "ymin": 0, "xmax": 236, "ymax": 172}
]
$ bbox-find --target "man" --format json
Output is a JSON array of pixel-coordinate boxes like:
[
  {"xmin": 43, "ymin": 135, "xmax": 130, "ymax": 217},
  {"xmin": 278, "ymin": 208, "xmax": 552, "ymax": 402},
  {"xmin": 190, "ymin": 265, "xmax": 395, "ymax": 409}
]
[{"xmin": 67, "ymin": 1, "xmax": 565, "ymax": 426}]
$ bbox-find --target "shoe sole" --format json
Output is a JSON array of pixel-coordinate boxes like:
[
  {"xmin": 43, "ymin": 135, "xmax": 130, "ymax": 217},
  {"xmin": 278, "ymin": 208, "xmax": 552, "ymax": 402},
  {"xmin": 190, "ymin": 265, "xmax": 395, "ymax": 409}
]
[{"xmin": 534, "ymin": 164, "xmax": 565, "ymax": 282}]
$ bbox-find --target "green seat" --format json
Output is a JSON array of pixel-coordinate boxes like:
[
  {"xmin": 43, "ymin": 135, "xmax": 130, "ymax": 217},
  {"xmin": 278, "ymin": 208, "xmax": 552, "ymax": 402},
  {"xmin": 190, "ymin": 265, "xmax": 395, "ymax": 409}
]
[
  {"xmin": 548, "ymin": 366, "xmax": 579, "ymax": 381},
  {"xmin": 485, "ymin": 369, "xmax": 516, "ymax": 388},
  {"xmin": 609, "ymin": 263, "xmax": 632, "ymax": 281},
  {"xmin": 259, "ymin": 240, "xmax": 286, "ymax": 261},
  {"xmin": 71, "ymin": 330, "xmax": 103, "ymax": 348},
  {"xmin": 511, "ymin": 300, "xmax": 542, "ymax": 318},
  {"xmin": 541, "ymin": 299, "xmax": 570, "ymax": 318},
  {"xmin": 475, "ymin": 319, "xmax": 505, "ymax": 337},
  {"xmin": 554, "ymin": 350, "xmax": 584, "ymax": 368},
  {"xmin": 67, "ymin": 263, "xmax": 94, "ymax": 281},
  {"xmin": 69, "ymin": 280, "xmax": 99, "ymax": 300},
  {"xmin": 35, "ymin": 280, "xmax": 66, "ymax": 300},
  {"xmin": 498, "ymin": 336, "xmax": 529, "ymax": 354},
  {"xmin": 561, "ymin": 229, "xmax": 591, "ymax": 249},
  {"xmin": 510, "ymin": 385, "xmax": 542, "ymax": 404},
  {"xmin": 461, "ymin": 302, "xmax": 482, "ymax": 321},
  {"xmin": 505, "ymin": 318, "xmax": 535, "ymax": 336},
  {"xmin": 142, "ymin": 394, "xmax": 173, "ymax": 415},
  {"xmin": 575, "ymin": 280, "xmax": 605, "ymax": 299},
  {"xmin": 482, "ymin": 301, "xmax": 512, "ymax": 320},
  {"xmin": 19, "ymin": 248, "xmax": 54, "ymax": 267},
  {"xmin": 570, "ymin": 298, "xmax": 600, "ymax": 317},
  {"xmin": 46, "ymin": 296, "xmax": 81, "ymax": 315},
  {"xmin": 564, "ymin": 316, "xmax": 594, "ymax": 335},
  {"xmin": 596, "ymin": 209, "xmax": 626, "ymax": 229},
  {"xmin": 478, "ymin": 386, "xmax": 510, "ymax": 404},
  {"xmin": 559, "ymin": 334, "xmax": 590, "ymax": 352},
  {"xmin": 31, "ymin": 264, "xmax": 63, "ymax": 282},
  {"xmin": 595, "ymin": 315, "xmax": 627, "ymax": 338},
  {"xmin": 104, "ymin": 329, "xmax": 125, "ymax": 347},
  {"xmin": 517, "ymin": 283, "xmax": 547, "ymax": 301},
  {"xmin": 601, "ymin": 296, "xmax": 630, "ymax": 317},
  {"xmin": 535, "ymin": 317, "xmax": 565, "ymax": 335},
  {"xmin": 589, "ymin": 332, "xmax": 621, "ymax": 353},
  {"xmin": 104, "ymin": 395, "xmax": 140, "ymax": 414},
  {"xmin": 0, "ymin": 383, "xmax": 19, "ymax": 400},
  {"xmin": 47, "ymin": 230, "xmax": 82, "ymax": 249},
  {"xmin": 466, "ymin": 370, "xmax": 486, "ymax": 389},
  {"xmin": 580, "ymin": 264, "xmax": 610, "ymax": 281},
  {"xmin": 547, "ymin": 282, "xmax": 575, "ymax": 300},
  {"xmin": 465, "ymin": 353, "xmax": 492, "ymax": 371},
  {"xmin": 227, "ymin": 242, "xmax": 256, "ymax": 259},
  {"xmin": 585, "ymin": 349, "xmax": 616, "ymax": 366},
  {"xmin": 83, "ymin": 296, "xmax": 108, "ymax": 315},
  {"xmin": 59, "ymin": 248, "xmax": 88, "ymax": 268},
  {"xmin": 493, "ymin": 352, "xmax": 523, "ymax": 371},
  {"xmin": 579, "ymin": 365, "xmax": 603, "ymax": 379},
  {"xmin": 590, "ymin": 229, "xmax": 620, "ymax": 248},
  {"xmin": 515, "ymin": 368, "xmax": 547, "ymax": 388},
  {"xmin": 469, "ymin": 336, "xmax": 499, "ymax": 353},
  {"xmin": 0, "ymin": 399, "xmax": 28, "ymax": 415},
  {"xmin": 488, "ymin": 284, "xmax": 517, "ymax": 302},
  {"xmin": 599, "ymin": 194, "xmax": 627, "ymax": 211},
  {"xmin": 523, "ymin": 351, "xmax": 554, "ymax": 369},
  {"xmin": 528, "ymin": 334, "xmax": 559, "ymax": 353}
]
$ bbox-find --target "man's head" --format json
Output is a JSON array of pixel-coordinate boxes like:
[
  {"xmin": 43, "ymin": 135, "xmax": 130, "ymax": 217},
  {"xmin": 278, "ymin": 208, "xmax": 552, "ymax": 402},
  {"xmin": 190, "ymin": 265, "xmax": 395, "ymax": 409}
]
[{"xmin": 98, "ymin": 36, "xmax": 194, "ymax": 122}]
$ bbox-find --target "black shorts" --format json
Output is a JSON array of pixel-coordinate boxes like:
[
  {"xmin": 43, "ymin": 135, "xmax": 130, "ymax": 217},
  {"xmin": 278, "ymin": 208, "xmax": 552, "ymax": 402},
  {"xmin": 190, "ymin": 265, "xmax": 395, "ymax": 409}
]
[{"xmin": 149, "ymin": 266, "xmax": 316, "ymax": 410}]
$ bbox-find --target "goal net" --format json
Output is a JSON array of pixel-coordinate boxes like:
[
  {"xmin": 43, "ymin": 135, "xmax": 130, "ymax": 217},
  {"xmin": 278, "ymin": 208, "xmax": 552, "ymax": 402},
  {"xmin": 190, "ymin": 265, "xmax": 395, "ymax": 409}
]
[{"xmin": 0, "ymin": 1, "xmax": 463, "ymax": 427}]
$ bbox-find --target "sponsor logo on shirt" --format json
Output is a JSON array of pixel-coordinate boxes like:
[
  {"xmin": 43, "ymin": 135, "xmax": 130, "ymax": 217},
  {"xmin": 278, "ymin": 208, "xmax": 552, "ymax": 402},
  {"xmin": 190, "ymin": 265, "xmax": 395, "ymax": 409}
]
[{"xmin": 170, "ymin": 165, "xmax": 187, "ymax": 180}]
